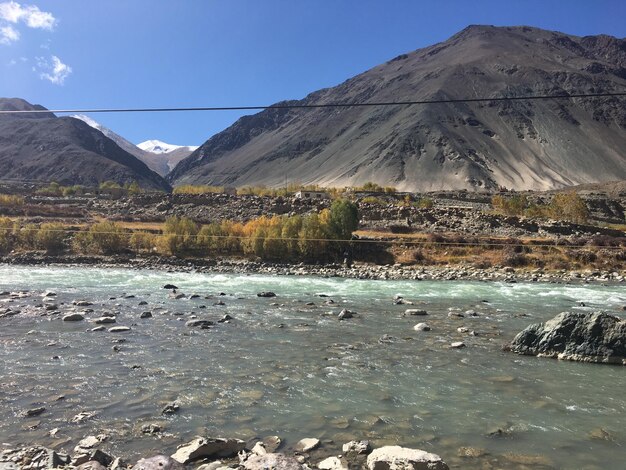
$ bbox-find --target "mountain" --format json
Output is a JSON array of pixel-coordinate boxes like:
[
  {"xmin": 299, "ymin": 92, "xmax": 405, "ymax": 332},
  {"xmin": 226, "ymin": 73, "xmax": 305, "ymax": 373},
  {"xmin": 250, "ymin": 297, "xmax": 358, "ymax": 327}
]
[
  {"xmin": 0, "ymin": 98, "xmax": 171, "ymax": 191},
  {"xmin": 169, "ymin": 25, "xmax": 626, "ymax": 192},
  {"xmin": 72, "ymin": 117, "xmax": 196, "ymax": 177},
  {"xmin": 137, "ymin": 140, "xmax": 198, "ymax": 176},
  {"xmin": 137, "ymin": 139, "xmax": 198, "ymax": 154}
]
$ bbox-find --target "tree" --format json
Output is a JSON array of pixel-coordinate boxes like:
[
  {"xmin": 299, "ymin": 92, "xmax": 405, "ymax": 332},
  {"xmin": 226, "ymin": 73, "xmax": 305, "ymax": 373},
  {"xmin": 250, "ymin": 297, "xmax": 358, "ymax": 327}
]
[
  {"xmin": 161, "ymin": 216, "xmax": 199, "ymax": 254},
  {"xmin": 281, "ymin": 215, "xmax": 303, "ymax": 259},
  {"xmin": 36, "ymin": 223, "xmax": 66, "ymax": 253},
  {"xmin": 328, "ymin": 199, "xmax": 359, "ymax": 240},
  {"xmin": 128, "ymin": 181, "xmax": 142, "ymax": 195},
  {"xmin": 299, "ymin": 213, "xmax": 330, "ymax": 260},
  {"xmin": 263, "ymin": 216, "xmax": 286, "ymax": 260},
  {"xmin": 549, "ymin": 192, "xmax": 589, "ymax": 224},
  {"xmin": 0, "ymin": 217, "xmax": 15, "ymax": 254},
  {"xmin": 74, "ymin": 221, "xmax": 129, "ymax": 254}
]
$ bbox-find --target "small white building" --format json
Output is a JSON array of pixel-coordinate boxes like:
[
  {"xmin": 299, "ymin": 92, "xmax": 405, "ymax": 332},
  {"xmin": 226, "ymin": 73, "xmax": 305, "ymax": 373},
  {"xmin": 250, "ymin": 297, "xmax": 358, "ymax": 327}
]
[{"xmin": 294, "ymin": 190, "xmax": 330, "ymax": 200}]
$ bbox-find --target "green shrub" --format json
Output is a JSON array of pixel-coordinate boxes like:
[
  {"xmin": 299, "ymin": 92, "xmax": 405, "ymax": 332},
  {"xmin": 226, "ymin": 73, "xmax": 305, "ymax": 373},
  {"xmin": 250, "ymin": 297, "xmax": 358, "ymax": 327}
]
[
  {"xmin": 75, "ymin": 221, "xmax": 129, "ymax": 254},
  {"xmin": 173, "ymin": 185, "xmax": 224, "ymax": 195},
  {"xmin": 0, "ymin": 217, "xmax": 15, "ymax": 254},
  {"xmin": 0, "ymin": 194, "xmax": 24, "ymax": 206},
  {"xmin": 35, "ymin": 223, "xmax": 66, "ymax": 253},
  {"xmin": 160, "ymin": 216, "xmax": 199, "ymax": 255},
  {"xmin": 130, "ymin": 231, "xmax": 156, "ymax": 252},
  {"xmin": 418, "ymin": 198, "xmax": 434, "ymax": 209},
  {"xmin": 548, "ymin": 193, "xmax": 589, "ymax": 224},
  {"xmin": 18, "ymin": 224, "xmax": 38, "ymax": 249}
]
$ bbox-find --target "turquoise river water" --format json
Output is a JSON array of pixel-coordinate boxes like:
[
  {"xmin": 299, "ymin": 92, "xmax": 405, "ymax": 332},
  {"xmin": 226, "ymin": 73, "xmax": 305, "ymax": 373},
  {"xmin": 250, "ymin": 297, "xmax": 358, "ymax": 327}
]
[{"xmin": 0, "ymin": 265, "xmax": 624, "ymax": 469}]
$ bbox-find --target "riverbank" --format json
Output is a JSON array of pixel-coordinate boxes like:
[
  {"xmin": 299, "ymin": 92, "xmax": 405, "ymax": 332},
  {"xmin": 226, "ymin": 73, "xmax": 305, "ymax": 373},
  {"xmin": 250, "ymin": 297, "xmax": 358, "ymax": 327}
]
[{"xmin": 2, "ymin": 252, "xmax": 625, "ymax": 284}]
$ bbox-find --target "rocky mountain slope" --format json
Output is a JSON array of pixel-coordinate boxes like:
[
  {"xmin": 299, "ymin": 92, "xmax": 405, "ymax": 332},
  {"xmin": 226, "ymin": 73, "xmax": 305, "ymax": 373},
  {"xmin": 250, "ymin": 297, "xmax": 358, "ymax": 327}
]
[
  {"xmin": 72, "ymin": 117, "xmax": 195, "ymax": 177},
  {"xmin": 0, "ymin": 98, "xmax": 170, "ymax": 191},
  {"xmin": 169, "ymin": 25, "xmax": 626, "ymax": 191}
]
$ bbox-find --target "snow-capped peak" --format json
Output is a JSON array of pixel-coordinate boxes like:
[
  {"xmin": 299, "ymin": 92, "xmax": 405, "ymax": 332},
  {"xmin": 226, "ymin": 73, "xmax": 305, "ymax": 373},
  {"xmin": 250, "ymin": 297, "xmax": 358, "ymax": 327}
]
[
  {"xmin": 137, "ymin": 139, "xmax": 198, "ymax": 154},
  {"xmin": 72, "ymin": 114, "xmax": 105, "ymax": 132}
]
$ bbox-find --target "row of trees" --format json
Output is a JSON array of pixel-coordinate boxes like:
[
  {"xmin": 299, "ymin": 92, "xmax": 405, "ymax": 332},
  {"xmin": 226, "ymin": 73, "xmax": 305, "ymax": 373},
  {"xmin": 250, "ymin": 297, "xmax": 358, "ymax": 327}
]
[
  {"xmin": 0, "ymin": 200, "xmax": 359, "ymax": 262},
  {"xmin": 172, "ymin": 182, "xmax": 400, "ymax": 198},
  {"xmin": 34, "ymin": 181, "xmax": 144, "ymax": 197},
  {"xmin": 491, "ymin": 193, "xmax": 589, "ymax": 224},
  {"xmin": 156, "ymin": 199, "xmax": 358, "ymax": 261}
]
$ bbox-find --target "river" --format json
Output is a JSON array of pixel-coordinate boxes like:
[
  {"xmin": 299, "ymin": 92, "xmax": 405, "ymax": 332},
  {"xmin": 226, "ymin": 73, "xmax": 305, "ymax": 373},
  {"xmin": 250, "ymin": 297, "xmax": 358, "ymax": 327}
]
[{"xmin": 0, "ymin": 265, "xmax": 624, "ymax": 468}]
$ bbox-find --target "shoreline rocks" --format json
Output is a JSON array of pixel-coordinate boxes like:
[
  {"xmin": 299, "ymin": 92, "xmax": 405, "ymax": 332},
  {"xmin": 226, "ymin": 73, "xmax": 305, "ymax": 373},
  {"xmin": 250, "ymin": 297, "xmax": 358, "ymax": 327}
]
[
  {"xmin": 366, "ymin": 446, "xmax": 449, "ymax": 470},
  {"xmin": 171, "ymin": 437, "xmax": 246, "ymax": 464},
  {"xmin": 1, "ymin": 253, "xmax": 624, "ymax": 286},
  {"xmin": 508, "ymin": 311, "xmax": 626, "ymax": 365}
]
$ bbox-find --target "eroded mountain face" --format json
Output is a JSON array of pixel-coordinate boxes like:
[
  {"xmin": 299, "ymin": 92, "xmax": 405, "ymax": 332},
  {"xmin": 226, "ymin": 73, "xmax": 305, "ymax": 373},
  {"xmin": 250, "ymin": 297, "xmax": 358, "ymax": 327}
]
[
  {"xmin": 169, "ymin": 25, "xmax": 626, "ymax": 191},
  {"xmin": 0, "ymin": 98, "xmax": 171, "ymax": 191}
]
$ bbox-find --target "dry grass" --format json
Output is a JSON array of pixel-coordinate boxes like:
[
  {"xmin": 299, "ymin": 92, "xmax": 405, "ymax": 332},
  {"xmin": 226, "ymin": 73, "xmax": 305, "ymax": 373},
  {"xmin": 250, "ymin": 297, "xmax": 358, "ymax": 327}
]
[{"xmin": 365, "ymin": 229, "xmax": 626, "ymax": 272}]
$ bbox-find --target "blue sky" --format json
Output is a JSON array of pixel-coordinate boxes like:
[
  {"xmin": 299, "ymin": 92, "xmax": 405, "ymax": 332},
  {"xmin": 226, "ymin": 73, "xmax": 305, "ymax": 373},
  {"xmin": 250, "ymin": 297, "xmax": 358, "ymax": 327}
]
[{"xmin": 1, "ymin": 0, "xmax": 625, "ymax": 146}]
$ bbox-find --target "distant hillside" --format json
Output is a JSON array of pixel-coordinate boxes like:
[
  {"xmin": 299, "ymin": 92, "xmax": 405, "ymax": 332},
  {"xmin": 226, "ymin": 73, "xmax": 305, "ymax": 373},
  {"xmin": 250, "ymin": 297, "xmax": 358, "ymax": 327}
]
[
  {"xmin": 72, "ymin": 117, "xmax": 196, "ymax": 177},
  {"xmin": 169, "ymin": 25, "xmax": 626, "ymax": 192},
  {"xmin": 0, "ymin": 98, "xmax": 170, "ymax": 191}
]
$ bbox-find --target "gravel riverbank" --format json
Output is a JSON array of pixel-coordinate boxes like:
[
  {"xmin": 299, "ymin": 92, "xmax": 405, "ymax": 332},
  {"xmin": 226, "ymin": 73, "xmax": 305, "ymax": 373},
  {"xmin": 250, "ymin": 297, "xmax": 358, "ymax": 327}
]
[{"xmin": 2, "ymin": 253, "xmax": 625, "ymax": 285}]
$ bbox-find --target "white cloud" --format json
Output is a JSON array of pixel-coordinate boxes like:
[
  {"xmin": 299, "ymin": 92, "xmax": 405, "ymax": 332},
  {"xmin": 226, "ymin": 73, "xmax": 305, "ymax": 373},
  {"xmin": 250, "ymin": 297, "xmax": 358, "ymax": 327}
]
[
  {"xmin": 37, "ymin": 54, "xmax": 71, "ymax": 85},
  {"xmin": 0, "ymin": 23, "xmax": 18, "ymax": 43},
  {"xmin": 0, "ymin": 1, "xmax": 55, "ymax": 30}
]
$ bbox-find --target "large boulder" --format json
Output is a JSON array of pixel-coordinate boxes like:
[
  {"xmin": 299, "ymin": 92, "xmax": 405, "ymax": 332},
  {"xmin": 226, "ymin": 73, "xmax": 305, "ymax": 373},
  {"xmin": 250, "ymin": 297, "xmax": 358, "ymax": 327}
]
[
  {"xmin": 508, "ymin": 312, "xmax": 626, "ymax": 365},
  {"xmin": 366, "ymin": 446, "xmax": 448, "ymax": 470},
  {"xmin": 171, "ymin": 437, "xmax": 246, "ymax": 464}
]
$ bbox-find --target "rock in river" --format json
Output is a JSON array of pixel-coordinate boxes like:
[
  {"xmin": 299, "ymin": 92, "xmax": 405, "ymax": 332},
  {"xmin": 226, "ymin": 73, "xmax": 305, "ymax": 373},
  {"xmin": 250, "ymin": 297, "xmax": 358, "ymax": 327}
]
[
  {"xmin": 318, "ymin": 456, "xmax": 349, "ymax": 470},
  {"xmin": 257, "ymin": 292, "xmax": 276, "ymax": 298},
  {"xmin": 132, "ymin": 455, "xmax": 183, "ymax": 470},
  {"xmin": 171, "ymin": 437, "xmax": 246, "ymax": 464},
  {"xmin": 508, "ymin": 311, "xmax": 626, "ymax": 365},
  {"xmin": 295, "ymin": 437, "xmax": 320, "ymax": 452},
  {"xmin": 405, "ymin": 309, "xmax": 428, "ymax": 316},
  {"xmin": 338, "ymin": 309, "xmax": 354, "ymax": 320},
  {"xmin": 343, "ymin": 440, "xmax": 372, "ymax": 456},
  {"xmin": 186, "ymin": 320, "xmax": 213, "ymax": 328},
  {"xmin": 108, "ymin": 326, "xmax": 131, "ymax": 333},
  {"xmin": 366, "ymin": 446, "xmax": 449, "ymax": 470},
  {"xmin": 242, "ymin": 453, "xmax": 306, "ymax": 470},
  {"xmin": 63, "ymin": 313, "xmax": 84, "ymax": 322}
]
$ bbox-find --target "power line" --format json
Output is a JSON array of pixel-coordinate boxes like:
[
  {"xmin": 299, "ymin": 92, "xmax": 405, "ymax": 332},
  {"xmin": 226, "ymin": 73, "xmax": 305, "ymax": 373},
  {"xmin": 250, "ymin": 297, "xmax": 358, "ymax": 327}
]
[{"xmin": 1, "ymin": 92, "xmax": 625, "ymax": 115}]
